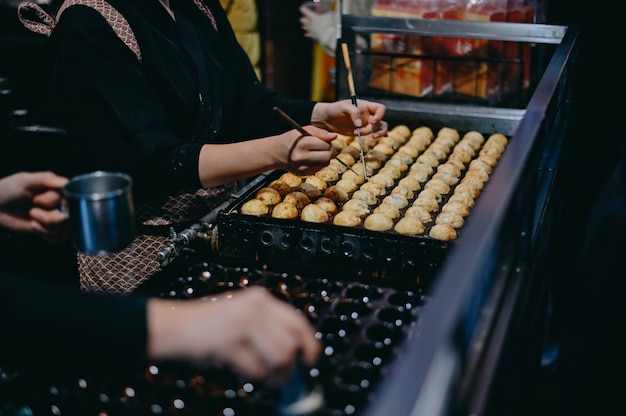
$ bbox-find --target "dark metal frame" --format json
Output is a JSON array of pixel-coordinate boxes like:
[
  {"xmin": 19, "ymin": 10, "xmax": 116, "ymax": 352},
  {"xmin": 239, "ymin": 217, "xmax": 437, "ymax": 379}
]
[{"xmin": 334, "ymin": 12, "xmax": 578, "ymax": 416}]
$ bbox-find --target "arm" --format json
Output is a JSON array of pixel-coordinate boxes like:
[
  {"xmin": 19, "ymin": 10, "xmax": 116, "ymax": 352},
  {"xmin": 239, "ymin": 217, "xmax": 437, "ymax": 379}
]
[{"xmin": 147, "ymin": 286, "xmax": 320, "ymax": 381}]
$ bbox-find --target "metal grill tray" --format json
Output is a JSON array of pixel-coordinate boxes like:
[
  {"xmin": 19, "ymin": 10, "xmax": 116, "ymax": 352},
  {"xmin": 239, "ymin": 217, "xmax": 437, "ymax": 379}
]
[{"xmin": 215, "ymin": 170, "xmax": 452, "ymax": 290}]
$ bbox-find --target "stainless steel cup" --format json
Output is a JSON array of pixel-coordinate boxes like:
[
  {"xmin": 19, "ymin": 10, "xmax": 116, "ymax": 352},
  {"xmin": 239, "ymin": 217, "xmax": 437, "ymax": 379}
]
[{"xmin": 64, "ymin": 171, "xmax": 135, "ymax": 255}]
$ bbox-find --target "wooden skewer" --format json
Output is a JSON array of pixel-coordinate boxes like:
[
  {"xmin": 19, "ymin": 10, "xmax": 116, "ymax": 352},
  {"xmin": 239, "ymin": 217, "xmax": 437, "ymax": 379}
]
[{"xmin": 340, "ymin": 42, "xmax": 368, "ymax": 180}]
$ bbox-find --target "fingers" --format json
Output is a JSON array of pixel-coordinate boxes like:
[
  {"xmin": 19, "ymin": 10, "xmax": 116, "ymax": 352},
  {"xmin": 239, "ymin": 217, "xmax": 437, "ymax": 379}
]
[
  {"xmin": 219, "ymin": 288, "xmax": 321, "ymax": 382},
  {"xmin": 298, "ymin": 4, "xmax": 317, "ymax": 35},
  {"xmin": 0, "ymin": 212, "xmax": 43, "ymax": 234},
  {"xmin": 30, "ymin": 206, "xmax": 68, "ymax": 227},
  {"xmin": 32, "ymin": 189, "xmax": 65, "ymax": 209}
]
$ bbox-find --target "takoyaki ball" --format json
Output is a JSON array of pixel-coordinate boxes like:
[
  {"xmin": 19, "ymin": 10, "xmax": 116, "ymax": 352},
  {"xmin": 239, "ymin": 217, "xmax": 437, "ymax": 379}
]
[
  {"xmin": 333, "ymin": 209, "xmax": 362, "ymax": 228},
  {"xmin": 271, "ymin": 202, "xmax": 299, "ymax": 219},
  {"xmin": 450, "ymin": 148, "xmax": 474, "ymax": 164},
  {"xmin": 384, "ymin": 158, "xmax": 409, "ymax": 173},
  {"xmin": 454, "ymin": 182, "xmax": 481, "ymax": 198},
  {"xmin": 342, "ymin": 199, "xmax": 371, "ymax": 217},
  {"xmin": 486, "ymin": 133, "xmax": 508, "ymax": 149},
  {"xmin": 394, "ymin": 216, "xmax": 425, "ymax": 236},
  {"xmin": 464, "ymin": 169, "xmax": 490, "ymax": 183},
  {"xmin": 351, "ymin": 162, "xmax": 374, "ymax": 178},
  {"xmin": 370, "ymin": 172, "xmax": 395, "ymax": 188},
  {"xmin": 352, "ymin": 189, "xmax": 378, "ymax": 206},
  {"xmin": 392, "ymin": 124, "xmax": 412, "ymax": 139},
  {"xmin": 447, "ymin": 153, "xmax": 469, "ymax": 169},
  {"xmin": 332, "ymin": 134, "xmax": 352, "ymax": 151},
  {"xmin": 429, "ymin": 223, "xmax": 457, "ymax": 241},
  {"xmin": 413, "ymin": 196, "xmax": 440, "ymax": 213},
  {"xmin": 412, "ymin": 126, "xmax": 434, "ymax": 142},
  {"xmin": 283, "ymin": 191, "xmax": 310, "ymax": 210},
  {"xmin": 279, "ymin": 172, "xmax": 303, "ymax": 188},
  {"xmin": 417, "ymin": 188, "xmax": 443, "ymax": 204},
  {"xmin": 364, "ymin": 156, "xmax": 383, "ymax": 171},
  {"xmin": 437, "ymin": 163, "xmax": 462, "ymax": 177},
  {"xmin": 379, "ymin": 135, "xmax": 401, "ymax": 150},
  {"xmin": 342, "ymin": 169, "xmax": 366, "ymax": 186},
  {"xmin": 398, "ymin": 176, "xmax": 422, "ymax": 192},
  {"xmin": 342, "ymin": 143, "xmax": 362, "ymax": 160},
  {"xmin": 406, "ymin": 168, "xmax": 431, "ymax": 183},
  {"xmin": 255, "ymin": 187, "xmax": 281, "ymax": 206},
  {"xmin": 299, "ymin": 182, "xmax": 322, "ymax": 200},
  {"xmin": 396, "ymin": 145, "xmax": 419, "ymax": 160},
  {"xmin": 423, "ymin": 143, "xmax": 449, "ymax": 161},
  {"xmin": 416, "ymin": 153, "xmax": 440, "ymax": 168},
  {"xmin": 434, "ymin": 136, "xmax": 456, "ymax": 151},
  {"xmin": 314, "ymin": 196, "xmax": 339, "ymax": 215},
  {"xmin": 374, "ymin": 203, "xmax": 401, "ymax": 219},
  {"xmin": 407, "ymin": 134, "xmax": 431, "ymax": 151},
  {"xmin": 445, "ymin": 156, "xmax": 466, "ymax": 173},
  {"xmin": 328, "ymin": 158, "xmax": 349, "ymax": 174},
  {"xmin": 269, "ymin": 179, "xmax": 294, "ymax": 196},
  {"xmin": 448, "ymin": 192, "xmax": 475, "ymax": 208},
  {"xmin": 468, "ymin": 158, "xmax": 492, "ymax": 175},
  {"xmin": 305, "ymin": 175, "xmax": 328, "ymax": 192},
  {"xmin": 453, "ymin": 141, "xmax": 476, "ymax": 158},
  {"xmin": 432, "ymin": 171, "xmax": 460, "ymax": 187},
  {"xmin": 462, "ymin": 131, "xmax": 485, "ymax": 150},
  {"xmin": 358, "ymin": 133, "xmax": 377, "ymax": 151},
  {"xmin": 335, "ymin": 177, "xmax": 359, "ymax": 193},
  {"xmin": 424, "ymin": 178, "xmax": 451, "ymax": 196},
  {"xmin": 436, "ymin": 127, "xmax": 460, "ymax": 143},
  {"xmin": 477, "ymin": 154, "xmax": 498, "ymax": 168},
  {"xmin": 442, "ymin": 200, "xmax": 470, "ymax": 217},
  {"xmin": 335, "ymin": 152, "xmax": 356, "ymax": 166},
  {"xmin": 479, "ymin": 146, "xmax": 503, "ymax": 159},
  {"xmin": 315, "ymin": 166, "xmax": 340, "ymax": 183},
  {"xmin": 457, "ymin": 175, "xmax": 485, "ymax": 191},
  {"xmin": 391, "ymin": 184, "xmax": 415, "ymax": 200},
  {"xmin": 382, "ymin": 193, "xmax": 409, "ymax": 210},
  {"xmin": 324, "ymin": 185, "xmax": 350, "ymax": 203},
  {"xmin": 435, "ymin": 211, "xmax": 465, "ymax": 228},
  {"xmin": 404, "ymin": 206, "xmax": 433, "ymax": 223},
  {"xmin": 301, "ymin": 204, "xmax": 330, "ymax": 223},
  {"xmin": 360, "ymin": 181, "xmax": 387, "ymax": 197},
  {"xmin": 378, "ymin": 166, "xmax": 403, "ymax": 180},
  {"xmin": 241, "ymin": 199, "xmax": 270, "ymax": 216},
  {"xmin": 390, "ymin": 151, "xmax": 414, "ymax": 167},
  {"xmin": 372, "ymin": 142, "xmax": 395, "ymax": 157},
  {"xmin": 364, "ymin": 213, "xmax": 395, "ymax": 232},
  {"xmin": 366, "ymin": 149, "xmax": 388, "ymax": 164}
]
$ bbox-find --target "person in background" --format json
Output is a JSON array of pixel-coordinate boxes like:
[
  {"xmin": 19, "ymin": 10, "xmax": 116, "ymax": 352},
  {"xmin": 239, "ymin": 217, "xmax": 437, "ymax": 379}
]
[
  {"xmin": 299, "ymin": 0, "xmax": 373, "ymax": 101},
  {"xmin": 299, "ymin": 0, "xmax": 372, "ymax": 57},
  {"xmin": 0, "ymin": 170, "xmax": 321, "ymax": 379}
]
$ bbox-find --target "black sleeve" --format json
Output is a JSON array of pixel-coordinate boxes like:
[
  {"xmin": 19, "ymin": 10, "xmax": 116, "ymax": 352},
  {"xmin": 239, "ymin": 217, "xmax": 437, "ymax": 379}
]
[
  {"xmin": 0, "ymin": 273, "xmax": 149, "ymax": 369},
  {"xmin": 48, "ymin": 6, "xmax": 204, "ymax": 198}
]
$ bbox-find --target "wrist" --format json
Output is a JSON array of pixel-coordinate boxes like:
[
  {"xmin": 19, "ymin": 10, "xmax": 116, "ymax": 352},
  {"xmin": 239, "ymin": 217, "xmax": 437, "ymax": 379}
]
[{"xmin": 311, "ymin": 102, "xmax": 329, "ymax": 128}]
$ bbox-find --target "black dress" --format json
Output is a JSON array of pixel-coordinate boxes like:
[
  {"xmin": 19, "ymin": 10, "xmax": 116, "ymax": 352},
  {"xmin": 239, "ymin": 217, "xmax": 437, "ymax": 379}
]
[{"xmin": 47, "ymin": 0, "xmax": 315, "ymax": 203}]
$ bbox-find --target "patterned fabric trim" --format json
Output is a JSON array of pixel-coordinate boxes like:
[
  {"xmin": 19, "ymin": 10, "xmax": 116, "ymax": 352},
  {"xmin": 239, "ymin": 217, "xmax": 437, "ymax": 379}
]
[
  {"xmin": 17, "ymin": 2, "xmax": 55, "ymax": 36},
  {"xmin": 56, "ymin": 0, "xmax": 142, "ymax": 61},
  {"xmin": 17, "ymin": 0, "xmax": 219, "ymax": 62},
  {"xmin": 192, "ymin": 0, "xmax": 218, "ymax": 30}
]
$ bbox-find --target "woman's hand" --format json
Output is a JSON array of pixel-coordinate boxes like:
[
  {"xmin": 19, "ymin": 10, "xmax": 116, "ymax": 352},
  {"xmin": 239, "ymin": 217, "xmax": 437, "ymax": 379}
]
[
  {"xmin": 299, "ymin": 4, "xmax": 320, "ymax": 39},
  {"xmin": 311, "ymin": 99, "xmax": 389, "ymax": 139},
  {"xmin": 147, "ymin": 287, "xmax": 321, "ymax": 384},
  {"xmin": 278, "ymin": 125, "xmax": 337, "ymax": 176},
  {"xmin": 0, "ymin": 171, "xmax": 69, "ymax": 243}
]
